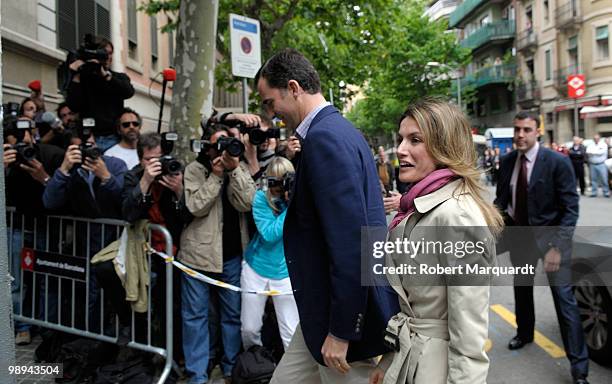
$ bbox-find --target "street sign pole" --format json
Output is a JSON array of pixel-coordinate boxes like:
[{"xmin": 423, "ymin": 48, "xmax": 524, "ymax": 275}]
[
  {"xmin": 229, "ymin": 14, "xmax": 261, "ymax": 112},
  {"xmin": 242, "ymin": 78, "xmax": 248, "ymax": 113},
  {"xmin": 574, "ymin": 98, "xmax": 579, "ymax": 137}
]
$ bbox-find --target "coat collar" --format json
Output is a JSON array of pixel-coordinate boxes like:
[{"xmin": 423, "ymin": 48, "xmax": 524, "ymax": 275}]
[{"xmin": 414, "ymin": 179, "xmax": 464, "ymax": 214}]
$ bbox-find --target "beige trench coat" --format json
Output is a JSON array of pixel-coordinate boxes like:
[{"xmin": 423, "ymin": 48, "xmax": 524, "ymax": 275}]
[
  {"xmin": 178, "ymin": 161, "xmax": 255, "ymax": 273},
  {"xmin": 380, "ymin": 179, "xmax": 496, "ymax": 384}
]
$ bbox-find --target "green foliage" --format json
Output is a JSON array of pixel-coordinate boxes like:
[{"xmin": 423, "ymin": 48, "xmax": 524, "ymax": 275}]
[
  {"xmin": 139, "ymin": 0, "xmax": 179, "ymax": 33},
  {"xmin": 141, "ymin": 0, "xmax": 468, "ymax": 137}
]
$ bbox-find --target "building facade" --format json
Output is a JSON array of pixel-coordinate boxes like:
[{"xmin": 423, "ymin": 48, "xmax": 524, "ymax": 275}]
[
  {"xmin": 425, "ymin": 0, "xmax": 460, "ymax": 21},
  {"xmin": 449, "ymin": 0, "xmax": 518, "ymax": 132},
  {"xmin": 515, "ymin": 0, "xmax": 612, "ymax": 143},
  {"xmin": 1, "ymin": 0, "xmax": 242, "ymax": 134}
]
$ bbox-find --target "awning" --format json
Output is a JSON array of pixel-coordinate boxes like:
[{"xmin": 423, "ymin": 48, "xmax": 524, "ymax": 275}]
[
  {"xmin": 555, "ymin": 97, "xmax": 600, "ymax": 112},
  {"xmin": 580, "ymin": 105, "xmax": 612, "ymax": 119}
]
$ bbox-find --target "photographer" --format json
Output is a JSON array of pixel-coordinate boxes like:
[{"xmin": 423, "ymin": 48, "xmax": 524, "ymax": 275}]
[
  {"xmin": 66, "ymin": 36, "xmax": 135, "ymax": 152},
  {"xmin": 241, "ymin": 157, "xmax": 299, "ymax": 351},
  {"xmin": 36, "ymin": 103, "xmax": 76, "ymax": 149},
  {"xmin": 42, "ymin": 125, "xmax": 127, "ymax": 219},
  {"xmin": 3, "ymin": 116, "xmax": 64, "ymax": 345},
  {"xmin": 179, "ymin": 124, "xmax": 255, "ymax": 384}
]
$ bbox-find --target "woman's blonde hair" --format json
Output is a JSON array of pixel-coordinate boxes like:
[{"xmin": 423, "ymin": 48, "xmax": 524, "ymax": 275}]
[
  {"xmin": 264, "ymin": 157, "xmax": 295, "ymax": 213},
  {"xmin": 400, "ymin": 97, "xmax": 504, "ymax": 236}
]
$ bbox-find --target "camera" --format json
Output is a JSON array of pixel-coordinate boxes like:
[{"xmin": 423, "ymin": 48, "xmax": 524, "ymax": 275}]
[
  {"xmin": 263, "ymin": 172, "xmax": 296, "ymax": 200},
  {"xmin": 223, "ymin": 119, "xmax": 283, "ymax": 146},
  {"xmin": 76, "ymin": 34, "xmax": 108, "ymax": 78},
  {"xmin": 159, "ymin": 132, "xmax": 182, "ymax": 177},
  {"xmin": 79, "ymin": 118, "xmax": 102, "ymax": 160},
  {"xmin": 7, "ymin": 120, "xmax": 36, "ymax": 164},
  {"xmin": 190, "ymin": 136, "xmax": 245, "ymax": 158}
]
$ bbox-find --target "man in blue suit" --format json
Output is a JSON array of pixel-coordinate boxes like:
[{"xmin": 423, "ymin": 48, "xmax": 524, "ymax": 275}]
[
  {"xmin": 495, "ymin": 111, "xmax": 589, "ymax": 384},
  {"xmin": 256, "ymin": 49, "xmax": 398, "ymax": 383}
]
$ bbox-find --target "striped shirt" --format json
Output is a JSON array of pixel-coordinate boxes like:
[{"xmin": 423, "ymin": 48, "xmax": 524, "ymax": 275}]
[{"xmin": 295, "ymin": 102, "xmax": 331, "ymax": 139}]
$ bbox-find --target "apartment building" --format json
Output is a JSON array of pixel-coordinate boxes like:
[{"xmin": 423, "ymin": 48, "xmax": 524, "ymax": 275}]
[
  {"xmin": 449, "ymin": 0, "xmax": 518, "ymax": 131},
  {"xmin": 425, "ymin": 0, "xmax": 460, "ymax": 21},
  {"xmin": 1, "ymin": 0, "xmax": 242, "ymax": 133},
  {"xmin": 515, "ymin": 0, "xmax": 612, "ymax": 143}
]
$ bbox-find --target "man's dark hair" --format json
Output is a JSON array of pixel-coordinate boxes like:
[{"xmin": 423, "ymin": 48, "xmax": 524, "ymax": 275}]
[
  {"xmin": 202, "ymin": 124, "xmax": 230, "ymax": 141},
  {"xmin": 514, "ymin": 111, "xmax": 540, "ymax": 128},
  {"xmin": 18, "ymin": 97, "xmax": 35, "ymax": 116},
  {"xmin": 116, "ymin": 107, "xmax": 142, "ymax": 129},
  {"xmin": 137, "ymin": 133, "xmax": 161, "ymax": 159},
  {"xmin": 57, "ymin": 102, "xmax": 70, "ymax": 114},
  {"xmin": 96, "ymin": 36, "xmax": 113, "ymax": 52},
  {"xmin": 255, "ymin": 48, "xmax": 321, "ymax": 94}
]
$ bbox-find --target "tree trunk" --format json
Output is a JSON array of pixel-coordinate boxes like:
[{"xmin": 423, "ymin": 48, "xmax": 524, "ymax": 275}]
[{"xmin": 169, "ymin": 0, "xmax": 219, "ymax": 164}]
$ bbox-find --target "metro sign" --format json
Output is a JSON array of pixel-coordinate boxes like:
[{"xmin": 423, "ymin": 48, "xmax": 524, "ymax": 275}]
[{"xmin": 567, "ymin": 74, "xmax": 585, "ymax": 99}]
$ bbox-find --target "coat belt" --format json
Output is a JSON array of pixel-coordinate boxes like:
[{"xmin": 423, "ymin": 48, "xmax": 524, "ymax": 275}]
[{"xmin": 383, "ymin": 312, "xmax": 449, "ymax": 384}]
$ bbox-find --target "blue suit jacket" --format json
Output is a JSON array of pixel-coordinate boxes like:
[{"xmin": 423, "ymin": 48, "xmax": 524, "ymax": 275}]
[
  {"xmin": 283, "ymin": 105, "xmax": 399, "ymax": 365},
  {"xmin": 494, "ymin": 146, "xmax": 579, "ymax": 257}
]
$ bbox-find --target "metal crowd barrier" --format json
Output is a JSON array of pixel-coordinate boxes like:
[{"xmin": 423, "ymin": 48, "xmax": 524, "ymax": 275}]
[{"xmin": 7, "ymin": 208, "xmax": 174, "ymax": 384}]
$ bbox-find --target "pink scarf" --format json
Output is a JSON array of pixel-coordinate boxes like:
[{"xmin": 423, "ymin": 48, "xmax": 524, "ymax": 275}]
[{"xmin": 389, "ymin": 168, "xmax": 457, "ymax": 230}]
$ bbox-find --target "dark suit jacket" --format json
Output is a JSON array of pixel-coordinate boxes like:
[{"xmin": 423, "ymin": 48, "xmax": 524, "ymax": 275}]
[
  {"xmin": 283, "ymin": 105, "xmax": 399, "ymax": 365},
  {"xmin": 494, "ymin": 146, "xmax": 579, "ymax": 258}
]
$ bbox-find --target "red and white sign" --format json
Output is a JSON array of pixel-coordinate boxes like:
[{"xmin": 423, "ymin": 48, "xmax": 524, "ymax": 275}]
[
  {"xmin": 567, "ymin": 74, "xmax": 585, "ymax": 99},
  {"xmin": 21, "ymin": 247, "xmax": 35, "ymax": 271}
]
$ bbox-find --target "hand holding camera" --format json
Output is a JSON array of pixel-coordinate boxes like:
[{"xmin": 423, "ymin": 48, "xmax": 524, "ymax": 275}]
[
  {"xmin": 82, "ymin": 156, "xmax": 111, "ymax": 182},
  {"xmin": 158, "ymin": 173, "xmax": 184, "ymax": 198},
  {"xmin": 3, "ymin": 144, "xmax": 17, "ymax": 169},
  {"xmin": 221, "ymin": 150, "xmax": 239, "ymax": 171},
  {"xmin": 60, "ymin": 145, "xmax": 83, "ymax": 175},
  {"xmin": 286, "ymin": 136, "xmax": 301, "ymax": 160},
  {"xmin": 19, "ymin": 158, "xmax": 50, "ymax": 185}
]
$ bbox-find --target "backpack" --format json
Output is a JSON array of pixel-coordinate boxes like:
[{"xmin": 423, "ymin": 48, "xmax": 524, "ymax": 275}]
[
  {"xmin": 231, "ymin": 345, "xmax": 276, "ymax": 384},
  {"xmin": 94, "ymin": 356, "xmax": 153, "ymax": 384},
  {"xmin": 54, "ymin": 338, "xmax": 108, "ymax": 383}
]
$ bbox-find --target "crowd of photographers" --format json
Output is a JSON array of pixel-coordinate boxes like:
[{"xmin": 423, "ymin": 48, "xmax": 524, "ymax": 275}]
[{"xmin": 3, "ymin": 35, "xmax": 305, "ymax": 382}]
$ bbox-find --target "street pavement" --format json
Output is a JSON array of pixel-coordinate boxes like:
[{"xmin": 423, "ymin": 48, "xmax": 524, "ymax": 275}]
[
  {"xmin": 14, "ymin": 187, "xmax": 612, "ymax": 383},
  {"xmin": 485, "ymin": 187, "xmax": 612, "ymax": 383}
]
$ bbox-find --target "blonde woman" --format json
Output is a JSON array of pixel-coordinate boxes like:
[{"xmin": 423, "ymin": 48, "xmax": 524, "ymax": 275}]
[
  {"xmin": 241, "ymin": 156, "xmax": 299, "ymax": 351},
  {"xmin": 370, "ymin": 98, "xmax": 504, "ymax": 384}
]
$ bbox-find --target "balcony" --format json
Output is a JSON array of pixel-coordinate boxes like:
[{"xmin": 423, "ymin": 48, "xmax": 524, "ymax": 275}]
[
  {"xmin": 460, "ymin": 20, "xmax": 515, "ymax": 51},
  {"xmin": 554, "ymin": 63, "xmax": 582, "ymax": 97},
  {"xmin": 449, "ymin": 0, "xmax": 486, "ymax": 28},
  {"xmin": 463, "ymin": 63, "xmax": 517, "ymax": 89},
  {"xmin": 556, "ymin": 1, "xmax": 581, "ymax": 29},
  {"xmin": 516, "ymin": 81, "xmax": 541, "ymax": 105},
  {"xmin": 425, "ymin": 0, "xmax": 459, "ymax": 21},
  {"xmin": 516, "ymin": 29, "xmax": 537, "ymax": 52}
]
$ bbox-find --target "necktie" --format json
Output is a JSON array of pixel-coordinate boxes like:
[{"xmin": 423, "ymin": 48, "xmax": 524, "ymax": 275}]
[{"xmin": 514, "ymin": 154, "xmax": 529, "ymax": 225}]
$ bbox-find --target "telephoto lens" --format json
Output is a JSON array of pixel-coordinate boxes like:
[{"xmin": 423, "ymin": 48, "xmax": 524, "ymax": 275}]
[
  {"xmin": 160, "ymin": 155, "xmax": 182, "ymax": 176},
  {"xmin": 80, "ymin": 143, "xmax": 102, "ymax": 160},
  {"xmin": 216, "ymin": 136, "xmax": 245, "ymax": 157}
]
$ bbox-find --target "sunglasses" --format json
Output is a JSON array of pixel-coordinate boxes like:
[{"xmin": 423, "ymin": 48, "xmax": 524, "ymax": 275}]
[{"xmin": 121, "ymin": 121, "xmax": 141, "ymax": 128}]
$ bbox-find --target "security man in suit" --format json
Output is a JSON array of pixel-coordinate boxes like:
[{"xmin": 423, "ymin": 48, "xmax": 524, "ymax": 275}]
[
  {"xmin": 494, "ymin": 111, "xmax": 589, "ymax": 384},
  {"xmin": 256, "ymin": 48, "xmax": 399, "ymax": 383}
]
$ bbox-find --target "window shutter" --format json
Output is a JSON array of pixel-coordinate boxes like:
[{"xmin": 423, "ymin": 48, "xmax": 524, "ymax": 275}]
[
  {"xmin": 58, "ymin": 0, "xmax": 77, "ymax": 50},
  {"xmin": 128, "ymin": 0, "xmax": 138, "ymax": 45},
  {"xmin": 596, "ymin": 26, "xmax": 609, "ymax": 41},
  {"xmin": 150, "ymin": 16, "xmax": 158, "ymax": 58}
]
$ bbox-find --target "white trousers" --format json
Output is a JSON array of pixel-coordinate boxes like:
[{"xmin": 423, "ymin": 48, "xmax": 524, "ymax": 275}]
[
  {"xmin": 270, "ymin": 324, "xmax": 376, "ymax": 384},
  {"xmin": 240, "ymin": 261, "xmax": 299, "ymax": 350}
]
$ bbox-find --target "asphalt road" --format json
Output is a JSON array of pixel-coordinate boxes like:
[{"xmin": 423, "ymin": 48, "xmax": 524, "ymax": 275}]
[{"xmin": 485, "ymin": 187, "xmax": 612, "ymax": 383}]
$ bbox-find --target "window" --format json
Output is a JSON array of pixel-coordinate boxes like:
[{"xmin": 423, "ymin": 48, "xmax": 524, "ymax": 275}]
[
  {"xmin": 596, "ymin": 25, "xmax": 609, "ymax": 61},
  {"xmin": 127, "ymin": 0, "xmax": 138, "ymax": 59},
  {"xmin": 58, "ymin": 0, "xmax": 110, "ymax": 51},
  {"xmin": 543, "ymin": 0, "xmax": 550, "ymax": 23},
  {"xmin": 480, "ymin": 14, "xmax": 491, "ymax": 27},
  {"xmin": 568, "ymin": 35, "xmax": 578, "ymax": 68},
  {"xmin": 168, "ymin": 30, "xmax": 175, "ymax": 66},
  {"xmin": 150, "ymin": 16, "xmax": 158, "ymax": 70},
  {"xmin": 525, "ymin": 6, "xmax": 533, "ymax": 31},
  {"xmin": 545, "ymin": 49, "xmax": 552, "ymax": 81},
  {"xmin": 546, "ymin": 112, "xmax": 554, "ymax": 125}
]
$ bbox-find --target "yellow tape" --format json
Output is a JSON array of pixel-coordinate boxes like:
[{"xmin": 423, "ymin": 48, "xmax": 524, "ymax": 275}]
[{"xmin": 490, "ymin": 304, "xmax": 566, "ymax": 359}]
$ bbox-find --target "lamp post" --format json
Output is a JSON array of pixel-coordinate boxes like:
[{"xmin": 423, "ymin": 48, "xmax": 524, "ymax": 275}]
[{"xmin": 426, "ymin": 61, "xmax": 462, "ymax": 110}]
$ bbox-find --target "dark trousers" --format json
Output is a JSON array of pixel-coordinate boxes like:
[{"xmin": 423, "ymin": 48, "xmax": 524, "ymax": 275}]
[
  {"xmin": 510, "ymin": 237, "xmax": 589, "ymax": 379},
  {"xmin": 572, "ymin": 161, "xmax": 585, "ymax": 195}
]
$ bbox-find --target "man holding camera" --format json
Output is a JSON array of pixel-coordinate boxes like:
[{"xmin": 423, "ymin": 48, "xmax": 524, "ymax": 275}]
[
  {"xmin": 179, "ymin": 124, "xmax": 255, "ymax": 384},
  {"xmin": 104, "ymin": 108, "xmax": 142, "ymax": 170},
  {"xmin": 42, "ymin": 125, "xmax": 127, "ymax": 219},
  {"xmin": 3, "ymin": 117, "xmax": 65, "ymax": 345},
  {"xmin": 67, "ymin": 37, "xmax": 135, "ymax": 152}
]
